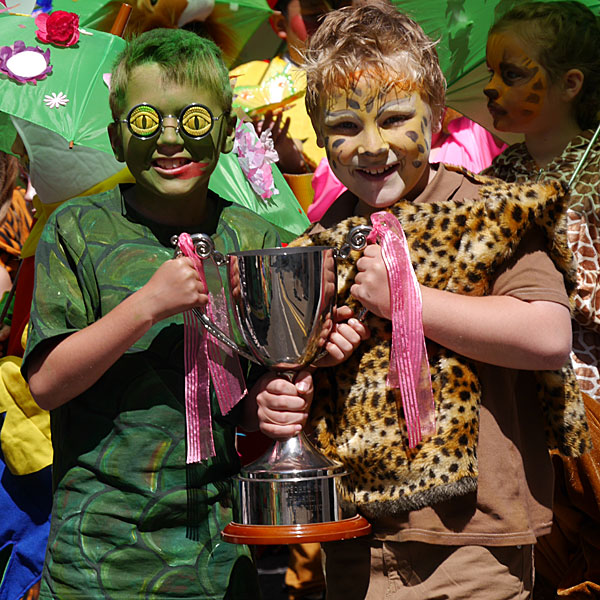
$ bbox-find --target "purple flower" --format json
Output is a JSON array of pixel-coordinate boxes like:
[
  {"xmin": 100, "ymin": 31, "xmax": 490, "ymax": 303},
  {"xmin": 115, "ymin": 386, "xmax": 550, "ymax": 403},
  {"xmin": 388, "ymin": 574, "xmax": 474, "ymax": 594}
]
[{"xmin": 0, "ymin": 41, "xmax": 52, "ymax": 84}]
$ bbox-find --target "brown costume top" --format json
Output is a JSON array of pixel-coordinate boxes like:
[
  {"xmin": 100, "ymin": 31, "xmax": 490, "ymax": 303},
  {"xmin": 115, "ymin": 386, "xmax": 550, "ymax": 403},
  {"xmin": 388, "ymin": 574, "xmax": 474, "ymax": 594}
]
[{"xmin": 292, "ymin": 164, "xmax": 590, "ymax": 546}]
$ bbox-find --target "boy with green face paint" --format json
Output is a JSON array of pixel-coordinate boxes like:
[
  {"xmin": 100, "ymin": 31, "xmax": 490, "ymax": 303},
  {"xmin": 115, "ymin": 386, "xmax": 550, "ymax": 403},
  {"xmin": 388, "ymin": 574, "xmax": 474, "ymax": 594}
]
[{"xmin": 19, "ymin": 28, "xmax": 300, "ymax": 600}]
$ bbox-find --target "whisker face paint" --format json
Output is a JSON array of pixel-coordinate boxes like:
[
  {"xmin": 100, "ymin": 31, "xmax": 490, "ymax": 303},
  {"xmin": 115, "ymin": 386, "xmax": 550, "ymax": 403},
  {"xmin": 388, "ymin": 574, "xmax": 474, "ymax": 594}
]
[
  {"xmin": 484, "ymin": 31, "xmax": 552, "ymax": 132},
  {"xmin": 318, "ymin": 76, "xmax": 432, "ymax": 214}
]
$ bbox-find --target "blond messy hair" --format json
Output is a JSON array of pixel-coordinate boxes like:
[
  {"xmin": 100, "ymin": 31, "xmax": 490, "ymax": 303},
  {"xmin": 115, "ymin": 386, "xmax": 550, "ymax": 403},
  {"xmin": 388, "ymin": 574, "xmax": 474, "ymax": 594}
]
[{"xmin": 304, "ymin": 0, "xmax": 445, "ymax": 130}]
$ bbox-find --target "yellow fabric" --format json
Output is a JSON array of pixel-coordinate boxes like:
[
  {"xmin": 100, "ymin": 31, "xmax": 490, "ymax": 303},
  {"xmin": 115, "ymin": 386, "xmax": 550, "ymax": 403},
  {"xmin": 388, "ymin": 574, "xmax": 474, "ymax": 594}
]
[
  {"xmin": 21, "ymin": 167, "xmax": 135, "ymax": 258},
  {"xmin": 2, "ymin": 168, "xmax": 136, "ymax": 474},
  {"xmin": 283, "ymin": 173, "xmax": 315, "ymax": 214},
  {"xmin": 231, "ymin": 57, "xmax": 325, "ymax": 170},
  {"xmin": 0, "ymin": 355, "xmax": 52, "ymax": 475}
]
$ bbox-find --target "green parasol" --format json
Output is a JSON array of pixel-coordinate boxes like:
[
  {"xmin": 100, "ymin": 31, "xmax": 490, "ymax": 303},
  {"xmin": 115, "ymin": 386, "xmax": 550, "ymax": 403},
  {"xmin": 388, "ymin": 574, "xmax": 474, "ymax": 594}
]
[
  {"xmin": 0, "ymin": 10, "xmax": 308, "ymax": 236},
  {"xmin": 211, "ymin": 144, "xmax": 310, "ymax": 241},
  {"xmin": 392, "ymin": 0, "xmax": 600, "ymax": 144},
  {"xmin": 0, "ymin": 12, "xmax": 129, "ymax": 204},
  {"xmin": 52, "ymin": 0, "xmax": 274, "ymax": 67},
  {"xmin": 0, "ymin": 12, "xmax": 124, "ymax": 154}
]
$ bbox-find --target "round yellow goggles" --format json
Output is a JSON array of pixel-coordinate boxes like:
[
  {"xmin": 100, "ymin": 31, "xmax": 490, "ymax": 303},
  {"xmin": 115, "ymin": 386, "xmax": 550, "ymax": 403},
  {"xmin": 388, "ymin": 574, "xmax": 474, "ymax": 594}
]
[{"xmin": 119, "ymin": 103, "xmax": 223, "ymax": 140}]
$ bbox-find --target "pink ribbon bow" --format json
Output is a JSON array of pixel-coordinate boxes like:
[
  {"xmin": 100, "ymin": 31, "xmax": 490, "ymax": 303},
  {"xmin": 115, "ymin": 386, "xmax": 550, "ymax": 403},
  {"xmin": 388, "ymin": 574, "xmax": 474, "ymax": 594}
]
[
  {"xmin": 178, "ymin": 233, "xmax": 247, "ymax": 463},
  {"xmin": 367, "ymin": 212, "xmax": 436, "ymax": 447}
]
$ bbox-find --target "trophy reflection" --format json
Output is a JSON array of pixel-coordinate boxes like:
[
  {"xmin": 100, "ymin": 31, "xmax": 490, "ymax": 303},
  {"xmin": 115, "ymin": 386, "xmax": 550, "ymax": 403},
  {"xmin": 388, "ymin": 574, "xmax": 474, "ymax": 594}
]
[{"xmin": 178, "ymin": 235, "xmax": 371, "ymax": 545}]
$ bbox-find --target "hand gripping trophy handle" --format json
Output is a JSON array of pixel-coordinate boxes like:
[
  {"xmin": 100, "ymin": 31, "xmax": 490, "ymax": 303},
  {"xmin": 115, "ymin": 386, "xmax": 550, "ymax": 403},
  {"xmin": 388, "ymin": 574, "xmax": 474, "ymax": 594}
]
[{"xmin": 172, "ymin": 231, "xmax": 372, "ymax": 545}]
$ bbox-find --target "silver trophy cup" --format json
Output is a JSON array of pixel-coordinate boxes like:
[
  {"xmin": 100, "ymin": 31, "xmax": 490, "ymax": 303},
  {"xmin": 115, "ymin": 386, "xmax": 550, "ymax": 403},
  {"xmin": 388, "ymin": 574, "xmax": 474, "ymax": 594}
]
[{"xmin": 174, "ymin": 234, "xmax": 371, "ymax": 544}]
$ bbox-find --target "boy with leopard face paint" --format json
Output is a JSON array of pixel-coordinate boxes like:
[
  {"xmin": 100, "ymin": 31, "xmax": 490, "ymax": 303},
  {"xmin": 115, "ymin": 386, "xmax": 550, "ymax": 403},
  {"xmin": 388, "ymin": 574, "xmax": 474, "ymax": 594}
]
[{"xmin": 255, "ymin": 2, "xmax": 591, "ymax": 598}]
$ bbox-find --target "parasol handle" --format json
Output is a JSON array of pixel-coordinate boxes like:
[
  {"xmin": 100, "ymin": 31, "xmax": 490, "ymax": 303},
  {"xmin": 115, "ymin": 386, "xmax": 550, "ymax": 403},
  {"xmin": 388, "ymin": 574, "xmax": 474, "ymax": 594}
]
[{"xmin": 110, "ymin": 3, "xmax": 132, "ymax": 37}]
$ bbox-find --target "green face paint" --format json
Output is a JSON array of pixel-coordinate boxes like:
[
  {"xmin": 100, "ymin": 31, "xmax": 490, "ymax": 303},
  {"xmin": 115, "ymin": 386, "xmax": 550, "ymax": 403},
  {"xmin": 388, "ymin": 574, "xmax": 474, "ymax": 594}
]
[{"xmin": 116, "ymin": 63, "xmax": 228, "ymax": 211}]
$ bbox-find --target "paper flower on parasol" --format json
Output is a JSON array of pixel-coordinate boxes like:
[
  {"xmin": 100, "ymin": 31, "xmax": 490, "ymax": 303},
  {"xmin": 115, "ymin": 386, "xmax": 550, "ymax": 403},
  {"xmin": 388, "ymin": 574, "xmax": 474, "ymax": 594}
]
[
  {"xmin": 35, "ymin": 9, "xmax": 80, "ymax": 46},
  {"xmin": 0, "ymin": 40, "xmax": 51, "ymax": 84}
]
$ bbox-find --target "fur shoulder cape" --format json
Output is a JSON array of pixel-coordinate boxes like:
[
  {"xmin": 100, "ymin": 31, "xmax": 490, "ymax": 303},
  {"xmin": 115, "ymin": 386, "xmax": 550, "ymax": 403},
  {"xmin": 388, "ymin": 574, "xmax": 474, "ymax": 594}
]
[{"xmin": 290, "ymin": 169, "xmax": 592, "ymax": 517}]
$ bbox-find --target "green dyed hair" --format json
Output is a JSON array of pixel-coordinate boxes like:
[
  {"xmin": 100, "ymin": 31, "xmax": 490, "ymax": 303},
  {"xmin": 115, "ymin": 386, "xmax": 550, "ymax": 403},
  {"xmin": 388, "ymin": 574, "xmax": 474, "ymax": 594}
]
[
  {"xmin": 109, "ymin": 29, "xmax": 232, "ymax": 119},
  {"xmin": 491, "ymin": 1, "xmax": 600, "ymax": 130}
]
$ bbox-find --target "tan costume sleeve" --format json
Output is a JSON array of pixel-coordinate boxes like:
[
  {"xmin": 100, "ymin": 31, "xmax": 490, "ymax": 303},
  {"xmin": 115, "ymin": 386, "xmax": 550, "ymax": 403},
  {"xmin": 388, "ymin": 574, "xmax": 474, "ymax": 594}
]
[{"xmin": 491, "ymin": 228, "xmax": 570, "ymax": 308}]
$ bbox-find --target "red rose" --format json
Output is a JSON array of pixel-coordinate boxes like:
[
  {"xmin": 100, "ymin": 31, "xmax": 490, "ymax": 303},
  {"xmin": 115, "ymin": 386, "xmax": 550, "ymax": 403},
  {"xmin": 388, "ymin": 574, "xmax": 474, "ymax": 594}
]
[{"xmin": 36, "ymin": 11, "xmax": 80, "ymax": 47}]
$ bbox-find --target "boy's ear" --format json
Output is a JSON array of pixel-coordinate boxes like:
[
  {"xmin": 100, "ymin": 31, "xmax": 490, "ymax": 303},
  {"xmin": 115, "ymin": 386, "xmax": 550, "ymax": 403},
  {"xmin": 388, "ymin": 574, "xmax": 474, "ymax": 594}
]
[
  {"xmin": 107, "ymin": 122, "xmax": 125, "ymax": 162},
  {"xmin": 269, "ymin": 11, "xmax": 288, "ymax": 40},
  {"xmin": 562, "ymin": 68, "xmax": 584, "ymax": 102},
  {"xmin": 220, "ymin": 114, "xmax": 237, "ymax": 154}
]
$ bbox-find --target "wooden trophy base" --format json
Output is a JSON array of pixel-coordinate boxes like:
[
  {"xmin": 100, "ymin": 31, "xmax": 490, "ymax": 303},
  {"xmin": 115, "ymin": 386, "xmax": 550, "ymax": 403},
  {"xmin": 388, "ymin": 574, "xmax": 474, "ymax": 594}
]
[{"xmin": 221, "ymin": 514, "xmax": 371, "ymax": 545}]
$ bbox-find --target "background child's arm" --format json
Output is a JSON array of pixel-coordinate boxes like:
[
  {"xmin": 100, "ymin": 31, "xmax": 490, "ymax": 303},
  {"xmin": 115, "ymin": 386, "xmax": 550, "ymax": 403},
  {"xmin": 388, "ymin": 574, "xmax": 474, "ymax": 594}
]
[
  {"xmin": 27, "ymin": 257, "xmax": 208, "ymax": 410},
  {"xmin": 351, "ymin": 243, "xmax": 571, "ymax": 371}
]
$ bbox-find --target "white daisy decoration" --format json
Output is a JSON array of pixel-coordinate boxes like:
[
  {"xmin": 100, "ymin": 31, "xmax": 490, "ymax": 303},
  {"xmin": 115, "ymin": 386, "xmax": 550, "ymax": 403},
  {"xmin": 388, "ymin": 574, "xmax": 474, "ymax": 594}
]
[{"xmin": 43, "ymin": 92, "xmax": 69, "ymax": 109}]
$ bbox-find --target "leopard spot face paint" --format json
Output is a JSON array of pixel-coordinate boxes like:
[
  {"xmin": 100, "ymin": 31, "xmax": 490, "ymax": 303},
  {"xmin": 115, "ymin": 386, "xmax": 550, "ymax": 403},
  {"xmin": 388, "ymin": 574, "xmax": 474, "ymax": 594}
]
[
  {"xmin": 484, "ymin": 31, "xmax": 550, "ymax": 132},
  {"xmin": 318, "ymin": 77, "xmax": 432, "ymax": 213}
]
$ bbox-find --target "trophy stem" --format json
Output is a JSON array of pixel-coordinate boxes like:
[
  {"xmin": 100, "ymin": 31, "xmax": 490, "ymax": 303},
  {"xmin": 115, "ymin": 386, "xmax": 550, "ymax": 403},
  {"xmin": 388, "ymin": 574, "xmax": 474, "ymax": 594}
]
[{"xmin": 252, "ymin": 430, "xmax": 344, "ymax": 475}]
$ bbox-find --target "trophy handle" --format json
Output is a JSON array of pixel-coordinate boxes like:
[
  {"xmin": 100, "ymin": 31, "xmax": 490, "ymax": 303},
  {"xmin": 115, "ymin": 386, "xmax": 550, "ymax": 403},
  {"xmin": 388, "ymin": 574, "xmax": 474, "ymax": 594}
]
[
  {"xmin": 191, "ymin": 307, "xmax": 258, "ymax": 363},
  {"xmin": 336, "ymin": 225, "xmax": 373, "ymax": 259},
  {"xmin": 171, "ymin": 233, "xmax": 259, "ymax": 364}
]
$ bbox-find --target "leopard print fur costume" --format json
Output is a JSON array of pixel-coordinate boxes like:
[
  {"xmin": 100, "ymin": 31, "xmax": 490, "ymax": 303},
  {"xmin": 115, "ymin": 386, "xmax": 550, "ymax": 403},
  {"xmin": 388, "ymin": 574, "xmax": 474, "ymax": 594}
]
[
  {"xmin": 486, "ymin": 133, "xmax": 600, "ymax": 402},
  {"xmin": 291, "ymin": 168, "xmax": 592, "ymax": 517}
]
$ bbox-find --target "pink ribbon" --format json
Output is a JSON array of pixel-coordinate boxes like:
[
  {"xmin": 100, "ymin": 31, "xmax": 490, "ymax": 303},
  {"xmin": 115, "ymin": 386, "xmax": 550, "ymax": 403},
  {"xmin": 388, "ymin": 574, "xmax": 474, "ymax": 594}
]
[
  {"xmin": 367, "ymin": 212, "xmax": 436, "ymax": 448},
  {"xmin": 178, "ymin": 233, "xmax": 247, "ymax": 463}
]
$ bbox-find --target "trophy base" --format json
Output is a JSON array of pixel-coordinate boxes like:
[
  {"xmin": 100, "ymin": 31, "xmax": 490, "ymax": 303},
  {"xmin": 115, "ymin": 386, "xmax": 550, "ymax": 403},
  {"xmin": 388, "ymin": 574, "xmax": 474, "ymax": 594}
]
[{"xmin": 221, "ymin": 514, "xmax": 371, "ymax": 545}]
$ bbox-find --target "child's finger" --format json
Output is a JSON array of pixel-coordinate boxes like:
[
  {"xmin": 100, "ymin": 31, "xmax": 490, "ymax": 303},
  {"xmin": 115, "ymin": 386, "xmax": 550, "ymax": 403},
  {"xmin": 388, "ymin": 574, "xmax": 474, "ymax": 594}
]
[
  {"xmin": 260, "ymin": 421, "xmax": 302, "ymax": 440},
  {"xmin": 294, "ymin": 370, "xmax": 313, "ymax": 396},
  {"xmin": 331, "ymin": 324, "xmax": 361, "ymax": 350},
  {"xmin": 262, "ymin": 110, "xmax": 274, "ymax": 130},
  {"xmin": 362, "ymin": 243, "xmax": 382, "ymax": 258},
  {"xmin": 265, "ymin": 375, "xmax": 299, "ymax": 397},
  {"xmin": 279, "ymin": 116, "xmax": 291, "ymax": 138},
  {"xmin": 347, "ymin": 317, "xmax": 370, "ymax": 340},
  {"xmin": 335, "ymin": 305, "xmax": 355, "ymax": 321}
]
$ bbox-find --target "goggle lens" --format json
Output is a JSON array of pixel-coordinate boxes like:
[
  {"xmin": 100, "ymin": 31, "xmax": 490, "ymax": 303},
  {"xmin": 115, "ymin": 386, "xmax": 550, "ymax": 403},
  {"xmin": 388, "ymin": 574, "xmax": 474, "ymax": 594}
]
[
  {"xmin": 121, "ymin": 104, "xmax": 221, "ymax": 140},
  {"xmin": 180, "ymin": 105, "xmax": 213, "ymax": 138},
  {"xmin": 128, "ymin": 105, "xmax": 161, "ymax": 138}
]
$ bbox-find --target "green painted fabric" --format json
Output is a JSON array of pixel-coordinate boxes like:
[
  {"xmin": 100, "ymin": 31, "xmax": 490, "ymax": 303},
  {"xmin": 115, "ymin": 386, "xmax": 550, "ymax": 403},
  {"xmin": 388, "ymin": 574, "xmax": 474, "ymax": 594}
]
[{"xmin": 23, "ymin": 186, "xmax": 281, "ymax": 599}]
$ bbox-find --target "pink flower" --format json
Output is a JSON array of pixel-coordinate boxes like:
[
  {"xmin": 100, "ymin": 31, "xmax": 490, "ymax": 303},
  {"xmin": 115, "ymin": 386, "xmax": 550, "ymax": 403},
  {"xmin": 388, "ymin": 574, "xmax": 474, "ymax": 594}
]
[
  {"xmin": 233, "ymin": 122, "xmax": 279, "ymax": 200},
  {"xmin": 36, "ymin": 11, "xmax": 79, "ymax": 47}
]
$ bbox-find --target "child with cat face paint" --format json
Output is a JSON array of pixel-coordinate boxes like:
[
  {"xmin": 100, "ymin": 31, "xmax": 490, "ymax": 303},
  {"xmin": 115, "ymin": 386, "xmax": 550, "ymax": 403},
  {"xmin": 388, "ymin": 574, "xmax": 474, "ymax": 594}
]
[
  {"xmin": 483, "ymin": 2, "xmax": 600, "ymax": 597},
  {"xmin": 255, "ymin": 2, "xmax": 592, "ymax": 598}
]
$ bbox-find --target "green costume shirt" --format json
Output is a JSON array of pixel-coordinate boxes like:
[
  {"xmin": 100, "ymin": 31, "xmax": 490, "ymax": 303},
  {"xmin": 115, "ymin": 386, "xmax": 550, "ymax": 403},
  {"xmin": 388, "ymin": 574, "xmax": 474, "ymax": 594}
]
[{"xmin": 23, "ymin": 186, "xmax": 282, "ymax": 600}]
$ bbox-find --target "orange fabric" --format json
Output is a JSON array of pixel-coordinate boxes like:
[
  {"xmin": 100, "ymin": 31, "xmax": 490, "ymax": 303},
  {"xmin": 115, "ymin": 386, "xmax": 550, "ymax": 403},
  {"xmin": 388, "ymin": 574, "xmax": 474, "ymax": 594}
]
[
  {"xmin": 534, "ymin": 393, "xmax": 600, "ymax": 598},
  {"xmin": 0, "ymin": 189, "xmax": 33, "ymax": 275},
  {"xmin": 285, "ymin": 543, "xmax": 325, "ymax": 599}
]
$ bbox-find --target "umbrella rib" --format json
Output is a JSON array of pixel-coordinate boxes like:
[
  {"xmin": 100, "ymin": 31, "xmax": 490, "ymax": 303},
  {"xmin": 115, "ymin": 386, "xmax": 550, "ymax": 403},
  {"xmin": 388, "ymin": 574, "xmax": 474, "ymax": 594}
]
[{"xmin": 568, "ymin": 122, "xmax": 600, "ymax": 190}]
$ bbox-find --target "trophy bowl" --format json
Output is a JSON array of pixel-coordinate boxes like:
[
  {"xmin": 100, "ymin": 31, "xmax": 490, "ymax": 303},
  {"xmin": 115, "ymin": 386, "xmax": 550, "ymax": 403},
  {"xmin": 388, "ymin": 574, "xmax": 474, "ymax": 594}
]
[{"xmin": 176, "ymin": 237, "xmax": 371, "ymax": 545}]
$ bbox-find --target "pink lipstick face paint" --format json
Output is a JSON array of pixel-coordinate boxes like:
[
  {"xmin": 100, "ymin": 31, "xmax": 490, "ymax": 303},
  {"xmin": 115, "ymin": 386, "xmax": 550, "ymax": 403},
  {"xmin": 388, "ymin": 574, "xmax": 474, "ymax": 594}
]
[{"xmin": 176, "ymin": 161, "xmax": 209, "ymax": 179}]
